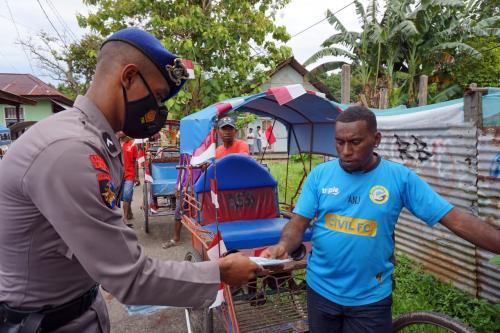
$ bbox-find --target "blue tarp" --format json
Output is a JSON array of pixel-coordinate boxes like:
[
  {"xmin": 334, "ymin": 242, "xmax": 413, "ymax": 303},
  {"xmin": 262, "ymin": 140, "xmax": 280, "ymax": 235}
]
[
  {"xmin": 483, "ymin": 88, "xmax": 500, "ymax": 126},
  {"xmin": 180, "ymin": 91, "xmax": 343, "ymax": 157},
  {"xmin": 331, "ymin": 98, "xmax": 464, "ymax": 117}
]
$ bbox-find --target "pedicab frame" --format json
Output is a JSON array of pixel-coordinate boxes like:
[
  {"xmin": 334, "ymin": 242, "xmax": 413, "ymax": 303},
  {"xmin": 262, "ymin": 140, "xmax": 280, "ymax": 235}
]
[
  {"xmin": 142, "ymin": 120, "xmax": 181, "ymax": 233},
  {"xmin": 178, "ymin": 86, "xmax": 340, "ymax": 333}
]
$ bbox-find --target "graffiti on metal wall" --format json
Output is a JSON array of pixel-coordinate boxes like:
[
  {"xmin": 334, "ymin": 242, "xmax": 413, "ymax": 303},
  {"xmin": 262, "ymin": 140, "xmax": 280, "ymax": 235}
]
[{"xmin": 394, "ymin": 134, "xmax": 433, "ymax": 162}]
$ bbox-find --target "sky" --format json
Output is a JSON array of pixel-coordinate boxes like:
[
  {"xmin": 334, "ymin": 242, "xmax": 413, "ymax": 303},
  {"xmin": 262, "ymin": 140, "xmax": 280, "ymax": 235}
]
[{"xmin": 0, "ymin": 0, "xmax": 366, "ymax": 84}]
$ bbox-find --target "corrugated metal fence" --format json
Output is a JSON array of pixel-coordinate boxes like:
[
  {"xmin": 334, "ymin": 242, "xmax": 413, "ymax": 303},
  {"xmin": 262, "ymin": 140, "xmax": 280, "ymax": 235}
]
[
  {"xmin": 376, "ymin": 116, "xmax": 499, "ymax": 303},
  {"xmin": 477, "ymin": 127, "xmax": 500, "ymax": 303}
]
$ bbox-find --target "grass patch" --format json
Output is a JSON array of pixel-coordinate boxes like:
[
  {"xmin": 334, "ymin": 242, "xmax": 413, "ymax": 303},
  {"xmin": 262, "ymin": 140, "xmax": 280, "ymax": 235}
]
[
  {"xmin": 393, "ymin": 255, "xmax": 500, "ymax": 333},
  {"xmin": 267, "ymin": 155, "xmax": 325, "ymax": 206}
]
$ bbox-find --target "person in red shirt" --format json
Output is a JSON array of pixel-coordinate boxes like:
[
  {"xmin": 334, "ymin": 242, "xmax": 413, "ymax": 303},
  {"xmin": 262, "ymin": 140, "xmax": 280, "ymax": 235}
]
[
  {"xmin": 215, "ymin": 117, "xmax": 249, "ymax": 159},
  {"xmin": 117, "ymin": 131, "xmax": 138, "ymax": 227}
]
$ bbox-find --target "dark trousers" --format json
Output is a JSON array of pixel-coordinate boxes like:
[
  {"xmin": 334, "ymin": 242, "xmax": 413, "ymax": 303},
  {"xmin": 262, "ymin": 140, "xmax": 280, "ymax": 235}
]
[{"xmin": 307, "ymin": 285, "xmax": 393, "ymax": 333}]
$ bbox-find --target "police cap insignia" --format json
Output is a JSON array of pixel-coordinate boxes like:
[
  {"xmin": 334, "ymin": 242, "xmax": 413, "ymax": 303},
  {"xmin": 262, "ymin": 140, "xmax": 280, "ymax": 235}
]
[
  {"xmin": 165, "ymin": 58, "xmax": 189, "ymax": 87},
  {"xmin": 101, "ymin": 28, "xmax": 187, "ymax": 101},
  {"xmin": 97, "ymin": 173, "xmax": 117, "ymax": 209}
]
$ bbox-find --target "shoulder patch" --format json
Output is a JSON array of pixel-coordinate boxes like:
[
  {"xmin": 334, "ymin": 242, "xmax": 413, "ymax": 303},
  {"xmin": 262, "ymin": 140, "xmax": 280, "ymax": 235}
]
[
  {"xmin": 90, "ymin": 154, "xmax": 110, "ymax": 172},
  {"xmin": 102, "ymin": 132, "xmax": 118, "ymax": 154},
  {"xmin": 97, "ymin": 172, "xmax": 117, "ymax": 209}
]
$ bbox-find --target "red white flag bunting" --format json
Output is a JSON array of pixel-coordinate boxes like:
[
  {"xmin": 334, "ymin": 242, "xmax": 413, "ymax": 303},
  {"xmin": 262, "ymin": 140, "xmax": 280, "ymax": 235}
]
[
  {"xmin": 267, "ymin": 84, "xmax": 307, "ymax": 106},
  {"xmin": 306, "ymin": 89, "xmax": 326, "ymax": 99},
  {"xmin": 265, "ymin": 126, "xmax": 276, "ymax": 145},
  {"xmin": 144, "ymin": 160, "xmax": 153, "ymax": 183},
  {"xmin": 207, "ymin": 231, "xmax": 227, "ymax": 261},
  {"xmin": 206, "ymin": 231, "xmax": 227, "ymax": 308},
  {"xmin": 210, "ymin": 178, "xmax": 219, "ymax": 209},
  {"xmin": 181, "ymin": 59, "xmax": 195, "ymax": 79}
]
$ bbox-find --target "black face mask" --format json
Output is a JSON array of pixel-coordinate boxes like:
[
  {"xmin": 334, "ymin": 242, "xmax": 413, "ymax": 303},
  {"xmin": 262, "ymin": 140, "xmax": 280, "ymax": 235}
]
[{"xmin": 122, "ymin": 72, "xmax": 168, "ymax": 139}]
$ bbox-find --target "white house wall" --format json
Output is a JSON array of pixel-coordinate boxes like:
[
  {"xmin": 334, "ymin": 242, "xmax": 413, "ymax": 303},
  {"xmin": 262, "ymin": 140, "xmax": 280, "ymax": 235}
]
[{"xmin": 252, "ymin": 64, "xmax": 324, "ymax": 153}]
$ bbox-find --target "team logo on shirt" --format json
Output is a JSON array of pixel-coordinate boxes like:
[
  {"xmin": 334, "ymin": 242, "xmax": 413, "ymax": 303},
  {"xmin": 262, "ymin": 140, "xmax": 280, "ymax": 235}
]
[
  {"xmin": 369, "ymin": 185, "xmax": 389, "ymax": 204},
  {"xmin": 97, "ymin": 173, "xmax": 117, "ymax": 209}
]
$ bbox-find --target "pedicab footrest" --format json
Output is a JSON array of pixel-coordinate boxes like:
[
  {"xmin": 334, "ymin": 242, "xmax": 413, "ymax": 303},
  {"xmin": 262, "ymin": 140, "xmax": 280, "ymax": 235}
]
[
  {"xmin": 202, "ymin": 218, "xmax": 312, "ymax": 250},
  {"xmin": 230, "ymin": 269, "xmax": 308, "ymax": 333}
]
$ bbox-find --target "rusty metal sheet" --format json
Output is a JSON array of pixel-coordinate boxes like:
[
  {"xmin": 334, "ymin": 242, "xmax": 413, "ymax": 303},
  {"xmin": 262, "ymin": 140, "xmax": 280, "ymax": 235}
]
[
  {"xmin": 376, "ymin": 124, "xmax": 499, "ymax": 301},
  {"xmin": 476, "ymin": 127, "xmax": 500, "ymax": 303},
  {"xmin": 477, "ymin": 127, "xmax": 500, "ymax": 220}
]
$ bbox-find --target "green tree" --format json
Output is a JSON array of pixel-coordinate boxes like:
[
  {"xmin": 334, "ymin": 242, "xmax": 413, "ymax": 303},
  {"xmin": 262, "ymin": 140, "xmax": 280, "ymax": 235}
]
[
  {"xmin": 20, "ymin": 33, "xmax": 103, "ymax": 99},
  {"xmin": 318, "ymin": 72, "xmax": 360, "ymax": 102},
  {"xmin": 78, "ymin": 0, "xmax": 292, "ymax": 119},
  {"xmin": 451, "ymin": 37, "xmax": 500, "ymax": 89}
]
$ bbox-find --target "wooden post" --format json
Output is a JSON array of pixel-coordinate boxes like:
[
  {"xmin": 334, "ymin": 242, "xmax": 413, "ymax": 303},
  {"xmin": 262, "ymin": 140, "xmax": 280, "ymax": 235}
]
[
  {"xmin": 341, "ymin": 64, "xmax": 350, "ymax": 104},
  {"xmin": 464, "ymin": 83, "xmax": 483, "ymax": 128},
  {"xmin": 379, "ymin": 88, "xmax": 388, "ymax": 109},
  {"xmin": 418, "ymin": 75, "xmax": 428, "ymax": 106}
]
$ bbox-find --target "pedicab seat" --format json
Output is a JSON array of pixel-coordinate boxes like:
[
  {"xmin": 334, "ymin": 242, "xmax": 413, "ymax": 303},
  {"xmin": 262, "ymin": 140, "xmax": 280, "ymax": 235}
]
[
  {"xmin": 194, "ymin": 154, "xmax": 312, "ymax": 250},
  {"xmin": 151, "ymin": 163, "xmax": 177, "ymax": 196},
  {"xmin": 203, "ymin": 217, "xmax": 312, "ymax": 250}
]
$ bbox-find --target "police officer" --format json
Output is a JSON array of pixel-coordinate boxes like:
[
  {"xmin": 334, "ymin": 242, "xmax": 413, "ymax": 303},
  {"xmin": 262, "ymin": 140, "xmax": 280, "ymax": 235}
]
[{"xmin": 0, "ymin": 28, "xmax": 261, "ymax": 332}]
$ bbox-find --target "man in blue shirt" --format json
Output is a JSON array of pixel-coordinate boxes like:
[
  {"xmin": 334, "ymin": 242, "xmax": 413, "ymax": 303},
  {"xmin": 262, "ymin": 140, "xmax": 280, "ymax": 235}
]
[{"xmin": 262, "ymin": 106, "xmax": 500, "ymax": 333}]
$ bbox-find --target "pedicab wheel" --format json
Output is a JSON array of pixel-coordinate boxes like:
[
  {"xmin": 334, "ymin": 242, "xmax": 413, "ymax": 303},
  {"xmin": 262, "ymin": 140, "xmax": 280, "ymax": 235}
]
[
  {"xmin": 393, "ymin": 311, "xmax": 477, "ymax": 333},
  {"xmin": 185, "ymin": 250, "xmax": 214, "ymax": 333},
  {"xmin": 143, "ymin": 181, "xmax": 149, "ymax": 234}
]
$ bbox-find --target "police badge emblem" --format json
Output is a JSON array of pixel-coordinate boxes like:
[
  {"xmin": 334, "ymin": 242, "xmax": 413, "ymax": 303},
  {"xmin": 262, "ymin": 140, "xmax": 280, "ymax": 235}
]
[
  {"xmin": 97, "ymin": 173, "xmax": 117, "ymax": 209},
  {"xmin": 165, "ymin": 58, "xmax": 189, "ymax": 86}
]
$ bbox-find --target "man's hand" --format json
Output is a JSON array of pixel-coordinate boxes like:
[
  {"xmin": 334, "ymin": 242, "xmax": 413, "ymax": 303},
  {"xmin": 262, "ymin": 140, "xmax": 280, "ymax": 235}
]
[
  {"xmin": 217, "ymin": 253, "xmax": 262, "ymax": 285},
  {"xmin": 260, "ymin": 243, "xmax": 288, "ymax": 259},
  {"xmin": 260, "ymin": 214, "xmax": 312, "ymax": 260}
]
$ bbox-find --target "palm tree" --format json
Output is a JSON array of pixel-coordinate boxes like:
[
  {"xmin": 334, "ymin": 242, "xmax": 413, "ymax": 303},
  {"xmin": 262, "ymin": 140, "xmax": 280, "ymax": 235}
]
[{"xmin": 305, "ymin": 0, "xmax": 500, "ymax": 107}]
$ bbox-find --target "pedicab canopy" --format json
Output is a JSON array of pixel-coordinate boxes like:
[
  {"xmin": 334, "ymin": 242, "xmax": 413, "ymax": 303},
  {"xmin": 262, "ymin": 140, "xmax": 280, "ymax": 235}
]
[{"xmin": 180, "ymin": 84, "xmax": 343, "ymax": 165}]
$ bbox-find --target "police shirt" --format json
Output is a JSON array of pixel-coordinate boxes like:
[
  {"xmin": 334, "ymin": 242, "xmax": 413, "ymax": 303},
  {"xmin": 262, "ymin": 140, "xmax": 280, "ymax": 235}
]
[
  {"xmin": 294, "ymin": 158, "xmax": 453, "ymax": 306},
  {"xmin": 0, "ymin": 96, "xmax": 219, "ymax": 313}
]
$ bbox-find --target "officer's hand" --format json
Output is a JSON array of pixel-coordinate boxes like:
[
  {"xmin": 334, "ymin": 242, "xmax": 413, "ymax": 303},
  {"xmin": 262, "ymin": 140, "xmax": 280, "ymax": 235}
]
[
  {"xmin": 260, "ymin": 244, "xmax": 288, "ymax": 259},
  {"xmin": 218, "ymin": 253, "xmax": 262, "ymax": 285}
]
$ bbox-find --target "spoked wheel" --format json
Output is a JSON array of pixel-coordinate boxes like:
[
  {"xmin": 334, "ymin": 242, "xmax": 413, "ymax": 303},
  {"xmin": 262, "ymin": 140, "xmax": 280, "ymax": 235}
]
[
  {"xmin": 143, "ymin": 181, "xmax": 149, "ymax": 234},
  {"xmin": 393, "ymin": 311, "xmax": 477, "ymax": 333},
  {"xmin": 184, "ymin": 250, "xmax": 214, "ymax": 333}
]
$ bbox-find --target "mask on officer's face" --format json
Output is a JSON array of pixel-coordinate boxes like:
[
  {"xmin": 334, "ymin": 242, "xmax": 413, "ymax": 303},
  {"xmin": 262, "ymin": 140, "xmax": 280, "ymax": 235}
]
[{"xmin": 121, "ymin": 72, "xmax": 168, "ymax": 139}]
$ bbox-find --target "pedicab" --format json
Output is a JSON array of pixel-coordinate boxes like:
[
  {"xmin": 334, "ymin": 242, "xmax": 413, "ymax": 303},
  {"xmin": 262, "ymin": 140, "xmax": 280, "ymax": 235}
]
[
  {"xmin": 142, "ymin": 120, "xmax": 181, "ymax": 233},
  {"xmin": 178, "ymin": 85, "xmax": 342, "ymax": 333}
]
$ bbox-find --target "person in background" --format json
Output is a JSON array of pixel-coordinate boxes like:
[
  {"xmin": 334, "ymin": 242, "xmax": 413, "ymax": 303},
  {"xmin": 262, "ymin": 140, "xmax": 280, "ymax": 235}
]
[
  {"xmin": 117, "ymin": 131, "xmax": 138, "ymax": 228},
  {"xmin": 162, "ymin": 191, "xmax": 184, "ymax": 249},
  {"xmin": 256, "ymin": 125, "xmax": 263, "ymax": 154},
  {"xmin": 215, "ymin": 117, "xmax": 249, "ymax": 159},
  {"xmin": 246, "ymin": 127, "xmax": 255, "ymax": 154},
  {"xmin": 262, "ymin": 105, "xmax": 500, "ymax": 333}
]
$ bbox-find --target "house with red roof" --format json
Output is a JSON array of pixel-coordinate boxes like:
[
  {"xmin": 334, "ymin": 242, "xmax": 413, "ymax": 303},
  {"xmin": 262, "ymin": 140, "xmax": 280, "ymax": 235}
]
[{"xmin": 0, "ymin": 74, "xmax": 73, "ymax": 134}]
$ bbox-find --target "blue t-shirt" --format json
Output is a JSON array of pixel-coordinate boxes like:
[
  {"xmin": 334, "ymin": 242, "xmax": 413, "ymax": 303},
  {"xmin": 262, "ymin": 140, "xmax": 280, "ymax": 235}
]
[{"xmin": 294, "ymin": 158, "xmax": 453, "ymax": 306}]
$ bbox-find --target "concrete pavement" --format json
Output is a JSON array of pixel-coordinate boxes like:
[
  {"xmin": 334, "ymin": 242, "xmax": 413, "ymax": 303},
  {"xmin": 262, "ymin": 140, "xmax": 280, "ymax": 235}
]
[{"xmin": 105, "ymin": 181, "xmax": 197, "ymax": 333}]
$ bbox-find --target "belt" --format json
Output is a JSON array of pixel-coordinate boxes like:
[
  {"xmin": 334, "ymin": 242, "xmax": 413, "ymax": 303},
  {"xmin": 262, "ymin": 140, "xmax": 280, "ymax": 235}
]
[{"xmin": 0, "ymin": 284, "xmax": 99, "ymax": 332}]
